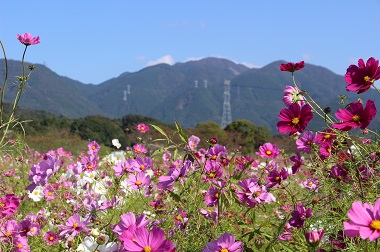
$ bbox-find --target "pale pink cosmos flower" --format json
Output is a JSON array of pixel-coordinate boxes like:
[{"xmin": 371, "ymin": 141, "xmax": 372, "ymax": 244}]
[
  {"xmin": 282, "ymin": 85, "xmax": 305, "ymax": 107},
  {"xmin": 188, "ymin": 135, "xmax": 200, "ymax": 150},
  {"xmin": 126, "ymin": 172, "xmax": 151, "ymax": 190},
  {"xmin": 202, "ymin": 232, "xmax": 244, "ymax": 252},
  {"xmin": 344, "ymin": 198, "xmax": 380, "ymax": 241},
  {"xmin": 17, "ymin": 32, "xmax": 40, "ymax": 46}
]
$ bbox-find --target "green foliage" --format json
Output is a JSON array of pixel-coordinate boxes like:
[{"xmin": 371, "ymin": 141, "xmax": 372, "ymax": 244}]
[
  {"xmin": 225, "ymin": 119, "xmax": 270, "ymax": 154},
  {"xmin": 70, "ymin": 115, "xmax": 127, "ymax": 147}
]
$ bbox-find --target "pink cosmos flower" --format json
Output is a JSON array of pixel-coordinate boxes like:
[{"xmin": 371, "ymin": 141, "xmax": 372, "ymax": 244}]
[
  {"xmin": 236, "ymin": 178, "xmax": 276, "ymax": 207},
  {"xmin": 277, "ymin": 103, "xmax": 313, "ymax": 135},
  {"xmin": 127, "ymin": 172, "xmax": 151, "ymax": 190},
  {"xmin": 202, "ymin": 233, "xmax": 244, "ymax": 252},
  {"xmin": 133, "ymin": 144, "xmax": 148, "ymax": 154},
  {"xmin": 256, "ymin": 142, "xmax": 280, "ymax": 159},
  {"xmin": 333, "ymin": 100, "xmax": 377, "ymax": 131},
  {"xmin": 188, "ymin": 135, "xmax": 200, "ymax": 150},
  {"xmin": 137, "ymin": 123, "xmax": 149, "ymax": 133},
  {"xmin": 17, "ymin": 32, "xmax": 40, "ymax": 46},
  {"xmin": 282, "ymin": 85, "xmax": 305, "ymax": 107},
  {"xmin": 296, "ymin": 131, "xmax": 316, "ymax": 154},
  {"xmin": 58, "ymin": 213, "xmax": 92, "ymax": 237},
  {"xmin": 122, "ymin": 226, "xmax": 175, "ymax": 252},
  {"xmin": 88, "ymin": 141, "xmax": 100, "ymax": 155},
  {"xmin": 44, "ymin": 231, "xmax": 59, "ymax": 246},
  {"xmin": 113, "ymin": 212, "xmax": 150, "ymax": 235},
  {"xmin": 345, "ymin": 57, "xmax": 380, "ymax": 94},
  {"xmin": 305, "ymin": 230, "xmax": 324, "ymax": 245},
  {"xmin": 280, "ymin": 61, "xmax": 305, "ymax": 72},
  {"xmin": 343, "ymin": 198, "xmax": 380, "ymax": 241}
]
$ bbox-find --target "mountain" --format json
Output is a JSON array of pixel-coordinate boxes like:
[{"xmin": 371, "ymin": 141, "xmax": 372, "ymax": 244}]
[{"xmin": 1, "ymin": 57, "xmax": 379, "ymax": 134}]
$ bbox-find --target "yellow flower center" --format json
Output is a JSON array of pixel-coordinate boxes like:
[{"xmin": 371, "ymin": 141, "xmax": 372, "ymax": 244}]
[
  {"xmin": 135, "ymin": 181, "xmax": 142, "ymax": 186},
  {"xmin": 5, "ymin": 231, "xmax": 11, "ymax": 237},
  {"xmin": 211, "ymin": 155, "xmax": 217, "ymax": 160},
  {"xmin": 49, "ymin": 236, "xmax": 54, "ymax": 241},
  {"xmin": 88, "ymin": 165, "xmax": 93, "ymax": 170},
  {"xmin": 48, "ymin": 192, "xmax": 53, "ymax": 196},
  {"xmin": 207, "ymin": 209, "xmax": 212, "ymax": 213},
  {"xmin": 0, "ymin": 202, "xmax": 5, "ymax": 207},
  {"xmin": 73, "ymin": 222, "xmax": 79, "ymax": 228},
  {"xmin": 307, "ymin": 182, "xmax": 313, "ymax": 187},
  {"xmin": 324, "ymin": 134, "xmax": 330, "ymax": 139},
  {"xmin": 307, "ymin": 141, "xmax": 311, "ymax": 145},
  {"xmin": 92, "ymin": 145, "xmax": 96, "ymax": 150},
  {"xmin": 176, "ymin": 215, "xmax": 182, "ymax": 221},
  {"xmin": 16, "ymin": 244, "xmax": 22, "ymax": 249},
  {"xmin": 352, "ymin": 114, "xmax": 361, "ymax": 122},
  {"xmin": 221, "ymin": 249, "xmax": 229, "ymax": 252},
  {"xmin": 30, "ymin": 227, "xmax": 35, "ymax": 232},
  {"xmin": 140, "ymin": 165, "xmax": 145, "ymax": 171},
  {"xmin": 265, "ymin": 150, "xmax": 272, "ymax": 155},
  {"xmin": 255, "ymin": 191, "xmax": 261, "ymax": 197},
  {"xmin": 215, "ymin": 193, "xmax": 219, "ymax": 199},
  {"xmin": 144, "ymin": 246, "xmax": 152, "ymax": 252},
  {"xmin": 292, "ymin": 117, "xmax": 299, "ymax": 125},
  {"xmin": 209, "ymin": 172, "xmax": 216, "ymax": 178},
  {"xmin": 364, "ymin": 75, "xmax": 371, "ymax": 82},
  {"xmin": 275, "ymin": 176, "xmax": 281, "ymax": 181},
  {"xmin": 34, "ymin": 191, "xmax": 39, "ymax": 195},
  {"xmin": 141, "ymin": 126, "xmax": 145, "ymax": 131},
  {"xmin": 370, "ymin": 220, "xmax": 380, "ymax": 230}
]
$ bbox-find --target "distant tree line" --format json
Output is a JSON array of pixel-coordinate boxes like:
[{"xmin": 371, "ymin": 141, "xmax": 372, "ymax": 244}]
[{"xmin": 10, "ymin": 104, "xmax": 271, "ymax": 153}]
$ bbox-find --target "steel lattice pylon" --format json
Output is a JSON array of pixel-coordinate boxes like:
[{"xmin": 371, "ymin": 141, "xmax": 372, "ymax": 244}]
[{"xmin": 221, "ymin": 80, "xmax": 232, "ymax": 129}]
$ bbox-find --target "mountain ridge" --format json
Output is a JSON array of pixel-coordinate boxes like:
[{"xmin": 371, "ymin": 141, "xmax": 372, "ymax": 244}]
[{"xmin": 1, "ymin": 57, "xmax": 379, "ymax": 134}]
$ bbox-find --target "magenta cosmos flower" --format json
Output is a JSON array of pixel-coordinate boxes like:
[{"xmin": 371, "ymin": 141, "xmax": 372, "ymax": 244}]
[
  {"xmin": 277, "ymin": 103, "xmax": 313, "ymax": 135},
  {"xmin": 202, "ymin": 233, "xmax": 244, "ymax": 252},
  {"xmin": 137, "ymin": 123, "xmax": 149, "ymax": 133},
  {"xmin": 333, "ymin": 100, "xmax": 377, "ymax": 131},
  {"xmin": 280, "ymin": 61, "xmax": 305, "ymax": 72},
  {"xmin": 345, "ymin": 57, "xmax": 380, "ymax": 94},
  {"xmin": 17, "ymin": 32, "xmax": 40, "ymax": 46},
  {"xmin": 344, "ymin": 198, "xmax": 380, "ymax": 241},
  {"xmin": 122, "ymin": 226, "xmax": 175, "ymax": 252}
]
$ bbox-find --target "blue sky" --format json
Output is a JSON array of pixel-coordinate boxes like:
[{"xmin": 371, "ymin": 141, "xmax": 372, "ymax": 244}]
[{"xmin": 2, "ymin": 1, "xmax": 380, "ymax": 84}]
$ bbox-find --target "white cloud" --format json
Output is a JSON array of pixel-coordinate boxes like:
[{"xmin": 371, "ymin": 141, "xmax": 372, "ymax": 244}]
[
  {"xmin": 239, "ymin": 61, "xmax": 261, "ymax": 69},
  {"xmin": 146, "ymin": 55, "xmax": 175, "ymax": 66},
  {"xmin": 302, "ymin": 54, "xmax": 312, "ymax": 61}
]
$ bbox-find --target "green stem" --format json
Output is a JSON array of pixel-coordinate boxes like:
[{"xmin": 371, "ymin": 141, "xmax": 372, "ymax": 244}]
[
  {"xmin": 0, "ymin": 45, "xmax": 28, "ymax": 146},
  {"xmin": 0, "ymin": 40, "xmax": 8, "ymax": 127}
]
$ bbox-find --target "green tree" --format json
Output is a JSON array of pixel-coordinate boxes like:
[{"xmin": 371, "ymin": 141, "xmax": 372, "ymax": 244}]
[
  {"xmin": 225, "ymin": 119, "xmax": 270, "ymax": 154},
  {"xmin": 70, "ymin": 115, "xmax": 128, "ymax": 147}
]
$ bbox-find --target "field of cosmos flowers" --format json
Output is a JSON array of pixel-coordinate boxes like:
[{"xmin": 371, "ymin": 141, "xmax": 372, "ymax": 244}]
[{"xmin": 1, "ymin": 32, "xmax": 380, "ymax": 252}]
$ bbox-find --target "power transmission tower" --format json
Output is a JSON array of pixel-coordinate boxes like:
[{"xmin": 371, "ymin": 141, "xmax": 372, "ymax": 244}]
[{"xmin": 221, "ymin": 80, "xmax": 232, "ymax": 129}]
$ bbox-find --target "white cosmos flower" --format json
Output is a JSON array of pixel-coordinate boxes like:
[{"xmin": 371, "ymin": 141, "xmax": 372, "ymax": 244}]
[
  {"xmin": 76, "ymin": 235, "xmax": 118, "ymax": 252},
  {"xmin": 93, "ymin": 181, "xmax": 107, "ymax": 195},
  {"xmin": 28, "ymin": 186, "xmax": 44, "ymax": 201},
  {"xmin": 112, "ymin": 139, "xmax": 121, "ymax": 149}
]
